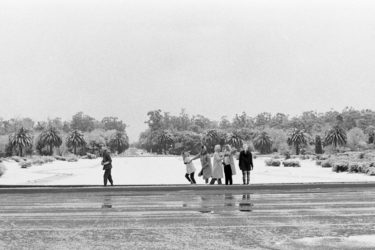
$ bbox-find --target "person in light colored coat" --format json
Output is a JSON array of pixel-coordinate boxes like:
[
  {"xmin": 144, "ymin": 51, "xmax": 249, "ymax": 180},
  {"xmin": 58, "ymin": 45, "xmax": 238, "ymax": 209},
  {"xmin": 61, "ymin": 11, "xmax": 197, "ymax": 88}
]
[
  {"xmin": 210, "ymin": 145, "xmax": 224, "ymax": 184},
  {"xmin": 190, "ymin": 145, "xmax": 212, "ymax": 184}
]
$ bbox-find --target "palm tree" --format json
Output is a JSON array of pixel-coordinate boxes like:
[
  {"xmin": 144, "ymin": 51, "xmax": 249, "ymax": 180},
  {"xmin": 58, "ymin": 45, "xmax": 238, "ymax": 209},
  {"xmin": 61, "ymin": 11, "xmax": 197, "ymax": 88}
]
[
  {"xmin": 324, "ymin": 125, "xmax": 347, "ymax": 149},
  {"xmin": 39, "ymin": 126, "xmax": 62, "ymax": 155},
  {"xmin": 254, "ymin": 131, "xmax": 272, "ymax": 154},
  {"xmin": 109, "ymin": 131, "xmax": 129, "ymax": 154},
  {"xmin": 9, "ymin": 127, "xmax": 33, "ymax": 156},
  {"xmin": 226, "ymin": 132, "xmax": 243, "ymax": 149},
  {"xmin": 287, "ymin": 129, "xmax": 308, "ymax": 155},
  {"xmin": 66, "ymin": 130, "xmax": 86, "ymax": 155}
]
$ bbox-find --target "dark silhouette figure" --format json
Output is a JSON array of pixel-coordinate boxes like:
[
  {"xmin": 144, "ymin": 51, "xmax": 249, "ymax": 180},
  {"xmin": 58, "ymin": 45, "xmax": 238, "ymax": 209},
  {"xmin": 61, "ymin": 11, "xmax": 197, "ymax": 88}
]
[{"xmin": 102, "ymin": 148, "xmax": 113, "ymax": 186}]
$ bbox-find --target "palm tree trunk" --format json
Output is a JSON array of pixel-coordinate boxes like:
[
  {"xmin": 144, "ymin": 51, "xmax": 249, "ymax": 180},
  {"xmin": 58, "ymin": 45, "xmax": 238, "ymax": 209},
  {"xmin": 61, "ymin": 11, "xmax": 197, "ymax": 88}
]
[
  {"xmin": 19, "ymin": 146, "xmax": 23, "ymax": 157},
  {"xmin": 50, "ymin": 144, "xmax": 53, "ymax": 155},
  {"xmin": 74, "ymin": 145, "xmax": 77, "ymax": 155},
  {"xmin": 295, "ymin": 144, "xmax": 300, "ymax": 155}
]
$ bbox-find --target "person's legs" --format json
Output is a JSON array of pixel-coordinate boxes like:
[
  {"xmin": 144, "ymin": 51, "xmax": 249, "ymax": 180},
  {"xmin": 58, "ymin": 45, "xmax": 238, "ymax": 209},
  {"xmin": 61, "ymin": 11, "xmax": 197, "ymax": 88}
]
[
  {"xmin": 224, "ymin": 165, "xmax": 230, "ymax": 185},
  {"xmin": 185, "ymin": 173, "xmax": 192, "ymax": 183},
  {"xmin": 218, "ymin": 178, "xmax": 222, "ymax": 185},
  {"xmin": 205, "ymin": 178, "xmax": 209, "ymax": 184},
  {"xmin": 190, "ymin": 172, "xmax": 196, "ymax": 184},
  {"xmin": 107, "ymin": 169, "xmax": 113, "ymax": 186},
  {"xmin": 246, "ymin": 171, "xmax": 250, "ymax": 184},
  {"xmin": 103, "ymin": 169, "xmax": 109, "ymax": 186},
  {"xmin": 210, "ymin": 178, "xmax": 216, "ymax": 185},
  {"xmin": 242, "ymin": 171, "xmax": 246, "ymax": 185}
]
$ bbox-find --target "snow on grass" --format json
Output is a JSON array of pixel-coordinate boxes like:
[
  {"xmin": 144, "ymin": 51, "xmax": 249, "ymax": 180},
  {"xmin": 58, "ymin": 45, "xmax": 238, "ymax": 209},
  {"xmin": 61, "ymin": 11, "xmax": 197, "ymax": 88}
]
[{"xmin": 1, "ymin": 156, "xmax": 375, "ymax": 185}]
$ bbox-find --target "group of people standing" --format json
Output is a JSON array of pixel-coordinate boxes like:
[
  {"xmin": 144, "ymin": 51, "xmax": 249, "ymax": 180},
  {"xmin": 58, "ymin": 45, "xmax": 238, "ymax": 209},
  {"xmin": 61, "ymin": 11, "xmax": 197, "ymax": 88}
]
[{"xmin": 182, "ymin": 144, "xmax": 254, "ymax": 185}]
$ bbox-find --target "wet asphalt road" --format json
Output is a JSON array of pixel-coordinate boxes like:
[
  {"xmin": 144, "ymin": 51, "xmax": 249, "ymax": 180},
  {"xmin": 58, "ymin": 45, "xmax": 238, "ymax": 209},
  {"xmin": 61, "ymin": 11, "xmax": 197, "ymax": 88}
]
[{"xmin": 1, "ymin": 184, "xmax": 375, "ymax": 250}]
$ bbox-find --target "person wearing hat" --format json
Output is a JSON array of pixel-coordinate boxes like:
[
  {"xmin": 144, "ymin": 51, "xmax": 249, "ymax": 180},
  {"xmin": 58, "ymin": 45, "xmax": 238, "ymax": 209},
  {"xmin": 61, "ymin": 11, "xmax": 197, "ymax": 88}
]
[{"xmin": 101, "ymin": 147, "xmax": 113, "ymax": 186}]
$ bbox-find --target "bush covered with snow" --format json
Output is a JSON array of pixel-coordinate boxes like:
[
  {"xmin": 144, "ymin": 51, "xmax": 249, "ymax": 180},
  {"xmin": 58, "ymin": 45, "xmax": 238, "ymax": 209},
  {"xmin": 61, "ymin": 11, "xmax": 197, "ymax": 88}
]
[
  {"xmin": 265, "ymin": 159, "xmax": 281, "ymax": 167},
  {"xmin": 283, "ymin": 160, "xmax": 300, "ymax": 167}
]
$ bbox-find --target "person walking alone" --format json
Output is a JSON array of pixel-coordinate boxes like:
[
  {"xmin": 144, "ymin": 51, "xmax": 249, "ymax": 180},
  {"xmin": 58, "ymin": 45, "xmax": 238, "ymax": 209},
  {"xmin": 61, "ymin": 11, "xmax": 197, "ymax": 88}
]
[
  {"xmin": 101, "ymin": 147, "xmax": 113, "ymax": 186},
  {"xmin": 239, "ymin": 144, "xmax": 253, "ymax": 185}
]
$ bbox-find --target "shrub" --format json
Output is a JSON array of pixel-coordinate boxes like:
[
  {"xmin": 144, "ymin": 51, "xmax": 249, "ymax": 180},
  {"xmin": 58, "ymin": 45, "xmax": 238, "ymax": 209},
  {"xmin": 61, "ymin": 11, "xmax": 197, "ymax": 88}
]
[
  {"xmin": 367, "ymin": 168, "xmax": 375, "ymax": 176},
  {"xmin": 332, "ymin": 161, "xmax": 349, "ymax": 173},
  {"xmin": 316, "ymin": 160, "xmax": 322, "ymax": 166},
  {"xmin": 348, "ymin": 162, "xmax": 360, "ymax": 173},
  {"xmin": 66, "ymin": 155, "xmax": 78, "ymax": 162},
  {"xmin": 265, "ymin": 159, "xmax": 281, "ymax": 167},
  {"xmin": 283, "ymin": 160, "xmax": 301, "ymax": 167},
  {"xmin": 19, "ymin": 161, "xmax": 32, "ymax": 168},
  {"xmin": 86, "ymin": 153, "xmax": 97, "ymax": 159},
  {"xmin": 321, "ymin": 160, "xmax": 333, "ymax": 168},
  {"xmin": 11, "ymin": 156, "xmax": 25, "ymax": 163},
  {"xmin": 0, "ymin": 163, "xmax": 6, "ymax": 177},
  {"xmin": 54, "ymin": 155, "xmax": 66, "ymax": 161}
]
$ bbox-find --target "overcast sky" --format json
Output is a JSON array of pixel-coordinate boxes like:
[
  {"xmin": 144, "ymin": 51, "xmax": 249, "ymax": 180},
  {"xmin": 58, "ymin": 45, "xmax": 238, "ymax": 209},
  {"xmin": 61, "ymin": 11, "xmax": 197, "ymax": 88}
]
[{"xmin": 1, "ymin": 0, "xmax": 375, "ymax": 141}]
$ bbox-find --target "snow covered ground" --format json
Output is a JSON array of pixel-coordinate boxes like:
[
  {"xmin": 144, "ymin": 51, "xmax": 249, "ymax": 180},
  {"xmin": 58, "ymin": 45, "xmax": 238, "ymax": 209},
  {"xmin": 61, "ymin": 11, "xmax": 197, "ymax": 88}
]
[{"xmin": 1, "ymin": 156, "xmax": 375, "ymax": 185}]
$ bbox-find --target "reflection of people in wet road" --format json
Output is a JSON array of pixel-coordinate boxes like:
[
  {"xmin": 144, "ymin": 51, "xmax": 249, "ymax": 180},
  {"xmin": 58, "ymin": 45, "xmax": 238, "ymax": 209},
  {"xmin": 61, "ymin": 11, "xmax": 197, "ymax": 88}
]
[
  {"xmin": 239, "ymin": 194, "xmax": 253, "ymax": 212},
  {"xmin": 101, "ymin": 147, "xmax": 113, "ymax": 186},
  {"xmin": 239, "ymin": 144, "xmax": 253, "ymax": 185},
  {"xmin": 101, "ymin": 195, "xmax": 112, "ymax": 209}
]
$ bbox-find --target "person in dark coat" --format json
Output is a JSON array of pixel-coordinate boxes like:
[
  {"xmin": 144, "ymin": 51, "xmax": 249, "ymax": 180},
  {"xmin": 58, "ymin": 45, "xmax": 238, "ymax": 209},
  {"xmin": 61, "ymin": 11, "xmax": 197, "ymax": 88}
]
[
  {"xmin": 238, "ymin": 144, "xmax": 253, "ymax": 185},
  {"xmin": 101, "ymin": 147, "xmax": 113, "ymax": 186}
]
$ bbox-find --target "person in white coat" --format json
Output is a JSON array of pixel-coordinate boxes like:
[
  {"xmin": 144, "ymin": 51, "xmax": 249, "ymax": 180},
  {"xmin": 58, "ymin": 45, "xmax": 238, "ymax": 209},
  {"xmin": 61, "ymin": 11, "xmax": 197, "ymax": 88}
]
[
  {"xmin": 210, "ymin": 145, "xmax": 224, "ymax": 185},
  {"xmin": 182, "ymin": 151, "xmax": 196, "ymax": 184}
]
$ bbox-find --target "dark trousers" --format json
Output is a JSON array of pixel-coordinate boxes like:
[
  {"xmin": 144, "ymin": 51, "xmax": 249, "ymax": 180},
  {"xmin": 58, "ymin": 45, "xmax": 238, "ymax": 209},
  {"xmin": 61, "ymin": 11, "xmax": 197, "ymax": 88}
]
[
  {"xmin": 242, "ymin": 170, "xmax": 250, "ymax": 184},
  {"xmin": 210, "ymin": 178, "xmax": 222, "ymax": 185},
  {"xmin": 224, "ymin": 164, "xmax": 233, "ymax": 185},
  {"xmin": 185, "ymin": 172, "xmax": 196, "ymax": 184},
  {"xmin": 104, "ymin": 169, "xmax": 113, "ymax": 186}
]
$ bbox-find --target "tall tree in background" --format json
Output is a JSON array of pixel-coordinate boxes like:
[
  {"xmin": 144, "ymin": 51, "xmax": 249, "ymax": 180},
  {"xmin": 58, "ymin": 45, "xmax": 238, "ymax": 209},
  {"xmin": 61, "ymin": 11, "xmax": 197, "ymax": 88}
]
[
  {"xmin": 108, "ymin": 131, "xmax": 129, "ymax": 154},
  {"xmin": 39, "ymin": 126, "xmax": 62, "ymax": 155},
  {"xmin": 71, "ymin": 112, "xmax": 96, "ymax": 132},
  {"xmin": 102, "ymin": 117, "xmax": 126, "ymax": 132},
  {"xmin": 9, "ymin": 127, "xmax": 33, "ymax": 156},
  {"xmin": 254, "ymin": 131, "xmax": 272, "ymax": 154},
  {"xmin": 66, "ymin": 130, "xmax": 86, "ymax": 155},
  {"xmin": 287, "ymin": 129, "xmax": 308, "ymax": 155},
  {"xmin": 324, "ymin": 125, "xmax": 347, "ymax": 149}
]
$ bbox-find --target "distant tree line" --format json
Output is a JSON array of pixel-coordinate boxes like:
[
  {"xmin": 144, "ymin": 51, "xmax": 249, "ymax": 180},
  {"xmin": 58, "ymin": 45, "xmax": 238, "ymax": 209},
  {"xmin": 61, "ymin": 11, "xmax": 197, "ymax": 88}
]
[
  {"xmin": 0, "ymin": 112, "xmax": 129, "ymax": 157},
  {"xmin": 135, "ymin": 107, "xmax": 375, "ymax": 155}
]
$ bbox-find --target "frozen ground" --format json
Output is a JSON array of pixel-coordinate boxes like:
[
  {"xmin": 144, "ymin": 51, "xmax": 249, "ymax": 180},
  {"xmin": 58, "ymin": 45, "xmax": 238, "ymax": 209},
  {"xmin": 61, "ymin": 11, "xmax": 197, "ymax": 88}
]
[{"xmin": 1, "ymin": 156, "xmax": 375, "ymax": 185}]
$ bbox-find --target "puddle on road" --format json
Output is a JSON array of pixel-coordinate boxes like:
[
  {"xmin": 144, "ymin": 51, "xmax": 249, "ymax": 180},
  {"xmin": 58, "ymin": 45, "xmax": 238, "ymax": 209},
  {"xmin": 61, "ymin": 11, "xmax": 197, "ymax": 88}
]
[
  {"xmin": 101, "ymin": 195, "xmax": 113, "ymax": 209},
  {"xmin": 295, "ymin": 235, "xmax": 375, "ymax": 248},
  {"xmin": 195, "ymin": 193, "xmax": 254, "ymax": 214}
]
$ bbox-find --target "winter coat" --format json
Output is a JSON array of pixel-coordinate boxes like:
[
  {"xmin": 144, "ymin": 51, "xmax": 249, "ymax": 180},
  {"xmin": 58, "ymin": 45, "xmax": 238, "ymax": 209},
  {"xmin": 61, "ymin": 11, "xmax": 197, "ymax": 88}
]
[
  {"xmin": 184, "ymin": 156, "xmax": 196, "ymax": 174},
  {"xmin": 102, "ymin": 152, "xmax": 112, "ymax": 170},
  {"xmin": 224, "ymin": 150, "xmax": 237, "ymax": 175},
  {"xmin": 212, "ymin": 152, "xmax": 224, "ymax": 179},
  {"xmin": 200, "ymin": 153, "xmax": 212, "ymax": 179},
  {"xmin": 239, "ymin": 150, "xmax": 253, "ymax": 171}
]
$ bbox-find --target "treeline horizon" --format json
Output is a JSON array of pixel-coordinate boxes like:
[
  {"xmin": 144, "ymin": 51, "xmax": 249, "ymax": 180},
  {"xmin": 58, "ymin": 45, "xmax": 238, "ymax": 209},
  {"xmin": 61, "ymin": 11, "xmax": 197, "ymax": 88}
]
[
  {"xmin": 0, "ymin": 112, "xmax": 129, "ymax": 157},
  {"xmin": 136, "ymin": 107, "xmax": 375, "ymax": 155},
  {"xmin": 2, "ymin": 107, "xmax": 375, "ymax": 157}
]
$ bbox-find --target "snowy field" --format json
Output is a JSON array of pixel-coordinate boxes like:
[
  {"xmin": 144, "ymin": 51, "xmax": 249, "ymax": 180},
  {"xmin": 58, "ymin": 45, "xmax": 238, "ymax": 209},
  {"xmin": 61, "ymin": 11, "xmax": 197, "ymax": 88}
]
[{"xmin": 1, "ymin": 156, "xmax": 375, "ymax": 185}]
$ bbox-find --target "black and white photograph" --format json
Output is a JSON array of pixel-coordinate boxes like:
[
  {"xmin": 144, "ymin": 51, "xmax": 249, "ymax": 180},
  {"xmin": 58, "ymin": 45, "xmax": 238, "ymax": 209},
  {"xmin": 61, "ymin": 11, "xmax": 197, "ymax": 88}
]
[{"xmin": 1, "ymin": 0, "xmax": 375, "ymax": 249}]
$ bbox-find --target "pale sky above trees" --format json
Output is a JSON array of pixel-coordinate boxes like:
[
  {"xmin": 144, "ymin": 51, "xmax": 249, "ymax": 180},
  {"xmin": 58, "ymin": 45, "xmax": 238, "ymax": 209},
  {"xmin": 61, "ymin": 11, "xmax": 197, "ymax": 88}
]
[{"xmin": 1, "ymin": 0, "xmax": 375, "ymax": 141}]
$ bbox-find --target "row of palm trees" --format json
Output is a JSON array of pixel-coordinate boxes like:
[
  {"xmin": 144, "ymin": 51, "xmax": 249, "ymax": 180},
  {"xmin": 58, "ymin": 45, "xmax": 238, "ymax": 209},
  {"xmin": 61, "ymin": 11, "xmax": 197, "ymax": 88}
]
[
  {"xmin": 142, "ymin": 124, "xmax": 348, "ymax": 155},
  {"xmin": 8, "ymin": 126, "xmax": 129, "ymax": 157},
  {"xmin": 255, "ymin": 125, "xmax": 347, "ymax": 155}
]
